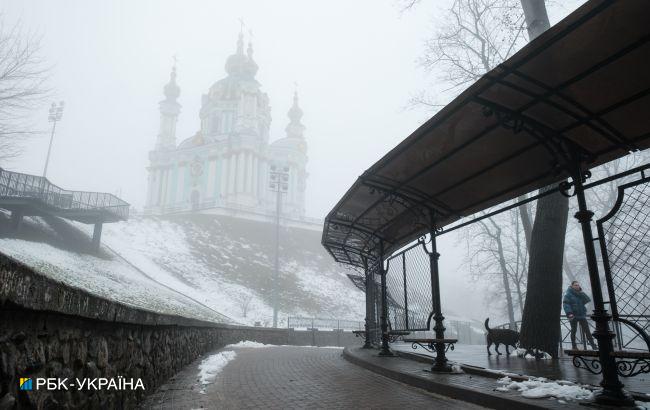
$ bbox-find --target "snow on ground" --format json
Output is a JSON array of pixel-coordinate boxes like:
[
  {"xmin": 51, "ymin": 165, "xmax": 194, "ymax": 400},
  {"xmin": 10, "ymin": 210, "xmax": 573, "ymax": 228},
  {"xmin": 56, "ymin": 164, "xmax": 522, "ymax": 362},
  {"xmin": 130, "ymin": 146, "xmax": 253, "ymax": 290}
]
[
  {"xmin": 511, "ymin": 348, "xmax": 553, "ymax": 359},
  {"xmin": 496, "ymin": 376, "xmax": 594, "ymax": 401},
  {"xmin": 1, "ymin": 214, "xmax": 364, "ymax": 325},
  {"xmin": 0, "ymin": 235, "xmax": 230, "ymax": 323},
  {"xmin": 225, "ymin": 340, "xmax": 343, "ymax": 349},
  {"xmin": 100, "ymin": 216, "xmax": 364, "ymax": 324},
  {"xmin": 198, "ymin": 351, "xmax": 237, "ymax": 386},
  {"xmin": 100, "ymin": 218, "xmax": 266, "ymax": 323},
  {"xmin": 636, "ymin": 401, "xmax": 650, "ymax": 409},
  {"xmin": 225, "ymin": 340, "xmax": 271, "ymax": 349}
]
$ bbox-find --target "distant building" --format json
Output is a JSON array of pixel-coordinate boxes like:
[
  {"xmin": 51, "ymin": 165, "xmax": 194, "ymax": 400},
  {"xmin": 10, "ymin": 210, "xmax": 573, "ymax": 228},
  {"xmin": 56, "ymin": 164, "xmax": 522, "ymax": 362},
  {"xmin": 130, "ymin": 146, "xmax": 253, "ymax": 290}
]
[{"xmin": 145, "ymin": 32, "xmax": 317, "ymax": 227}]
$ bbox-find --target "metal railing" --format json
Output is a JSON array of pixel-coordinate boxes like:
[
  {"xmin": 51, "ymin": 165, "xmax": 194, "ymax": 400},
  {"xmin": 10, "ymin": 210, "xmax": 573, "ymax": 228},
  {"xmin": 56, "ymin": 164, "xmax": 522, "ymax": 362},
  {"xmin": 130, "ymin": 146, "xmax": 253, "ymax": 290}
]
[
  {"xmin": 493, "ymin": 314, "xmax": 650, "ymax": 354},
  {"xmin": 287, "ymin": 316, "xmax": 363, "ymax": 331},
  {"xmin": 0, "ymin": 168, "xmax": 129, "ymax": 221}
]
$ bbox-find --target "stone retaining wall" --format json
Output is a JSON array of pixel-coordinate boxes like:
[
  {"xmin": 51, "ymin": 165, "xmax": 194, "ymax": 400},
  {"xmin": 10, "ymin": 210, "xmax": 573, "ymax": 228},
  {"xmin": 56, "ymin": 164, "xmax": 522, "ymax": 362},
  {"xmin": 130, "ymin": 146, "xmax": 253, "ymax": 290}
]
[{"xmin": 0, "ymin": 254, "xmax": 359, "ymax": 409}]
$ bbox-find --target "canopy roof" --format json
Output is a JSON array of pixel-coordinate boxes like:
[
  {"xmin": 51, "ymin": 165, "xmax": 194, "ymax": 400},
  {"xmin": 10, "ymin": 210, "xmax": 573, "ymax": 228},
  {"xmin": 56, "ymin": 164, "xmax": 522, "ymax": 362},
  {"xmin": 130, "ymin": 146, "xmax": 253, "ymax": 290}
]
[{"xmin": 322, "ymin": 0, "xmax": 650, "ymax": 267}]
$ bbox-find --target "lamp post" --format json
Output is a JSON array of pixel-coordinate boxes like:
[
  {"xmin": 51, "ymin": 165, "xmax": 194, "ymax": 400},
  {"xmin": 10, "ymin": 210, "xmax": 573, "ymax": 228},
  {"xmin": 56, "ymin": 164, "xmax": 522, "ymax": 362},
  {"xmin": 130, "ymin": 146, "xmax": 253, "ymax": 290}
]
[
  {"xmin": 269, "ymin": 164, "xmax": 289, "ymax": 328},
  {"xmin": 43, "ymin": 101, "xmax": 65, "ymax": 178}
]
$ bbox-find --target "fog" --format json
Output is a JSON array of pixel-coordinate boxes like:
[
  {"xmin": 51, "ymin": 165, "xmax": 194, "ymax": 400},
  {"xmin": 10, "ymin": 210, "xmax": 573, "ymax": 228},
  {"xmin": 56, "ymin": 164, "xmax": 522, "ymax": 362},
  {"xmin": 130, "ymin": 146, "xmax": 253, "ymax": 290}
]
[{"xmin": 2, "ymin": 0, "xmax": 587, "ymax": 323}]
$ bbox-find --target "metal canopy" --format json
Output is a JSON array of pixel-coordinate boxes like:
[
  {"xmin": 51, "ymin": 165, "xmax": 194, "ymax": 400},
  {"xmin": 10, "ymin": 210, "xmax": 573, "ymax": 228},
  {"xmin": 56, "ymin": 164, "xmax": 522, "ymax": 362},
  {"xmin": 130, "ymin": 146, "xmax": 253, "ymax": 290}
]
[{"xmin": 322, "ymin": 0, "xmax": 650, "ymax": 267}]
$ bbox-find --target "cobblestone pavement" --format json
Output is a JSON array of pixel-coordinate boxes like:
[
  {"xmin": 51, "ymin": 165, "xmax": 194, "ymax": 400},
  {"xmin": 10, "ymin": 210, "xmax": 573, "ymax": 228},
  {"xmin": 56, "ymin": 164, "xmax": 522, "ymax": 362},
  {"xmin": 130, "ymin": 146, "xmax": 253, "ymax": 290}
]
[{"xmin": 141, "ymin": 346, "xmax": 486, "ymax": 409}]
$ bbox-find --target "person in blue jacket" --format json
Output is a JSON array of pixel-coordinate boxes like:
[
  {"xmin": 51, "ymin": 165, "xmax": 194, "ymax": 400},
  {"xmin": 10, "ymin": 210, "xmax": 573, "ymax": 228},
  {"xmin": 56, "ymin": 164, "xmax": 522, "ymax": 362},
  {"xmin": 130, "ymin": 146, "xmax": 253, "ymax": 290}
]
[{"xmin": 563, "ymin": 280, "xmax": 597, "ymax": 350}]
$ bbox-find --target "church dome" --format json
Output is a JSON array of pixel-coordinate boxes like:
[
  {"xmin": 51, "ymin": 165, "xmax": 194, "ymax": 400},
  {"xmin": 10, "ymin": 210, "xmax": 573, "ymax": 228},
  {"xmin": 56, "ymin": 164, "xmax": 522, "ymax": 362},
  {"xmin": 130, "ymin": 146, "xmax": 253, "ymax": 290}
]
[
  {"xmin": 271, "ymin": 91, "xmax": 307, "ymax": 154},
  {"xmin": 225, "ymin": 32, "xmax": 258, "ymax": 79}
]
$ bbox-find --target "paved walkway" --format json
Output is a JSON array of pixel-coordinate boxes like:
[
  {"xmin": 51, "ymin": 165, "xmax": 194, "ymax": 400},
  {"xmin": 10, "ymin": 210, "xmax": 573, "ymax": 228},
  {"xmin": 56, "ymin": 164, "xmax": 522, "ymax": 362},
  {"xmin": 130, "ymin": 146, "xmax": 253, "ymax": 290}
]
[{"xmin": 140, "ymin": 346, "xmax": 486, "ymax": 409}]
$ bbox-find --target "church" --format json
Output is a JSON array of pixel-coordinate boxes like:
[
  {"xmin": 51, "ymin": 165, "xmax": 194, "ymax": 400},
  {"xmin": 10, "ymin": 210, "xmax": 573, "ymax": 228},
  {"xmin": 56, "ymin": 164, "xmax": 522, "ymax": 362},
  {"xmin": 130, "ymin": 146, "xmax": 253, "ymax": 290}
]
[{"xmin": 144, "ymin": 32, "xmax": 314, "ymax": 227}]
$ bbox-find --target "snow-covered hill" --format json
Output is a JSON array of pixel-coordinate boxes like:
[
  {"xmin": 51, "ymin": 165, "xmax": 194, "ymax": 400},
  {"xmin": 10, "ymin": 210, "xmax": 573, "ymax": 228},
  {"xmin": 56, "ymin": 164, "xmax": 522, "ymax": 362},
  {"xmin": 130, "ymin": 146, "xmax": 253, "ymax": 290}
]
[{"xmin": 0, "ymin": 212, "xmax": 364, "ymax": 325}]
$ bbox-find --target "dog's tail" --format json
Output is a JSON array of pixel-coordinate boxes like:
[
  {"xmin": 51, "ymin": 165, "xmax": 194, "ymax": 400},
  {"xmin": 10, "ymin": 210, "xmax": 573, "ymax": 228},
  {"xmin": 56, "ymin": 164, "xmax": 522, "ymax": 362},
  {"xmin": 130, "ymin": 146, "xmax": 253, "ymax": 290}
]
[{"xmin": 484, "ymin": 318, "xmax": 491, "ymax": 332}]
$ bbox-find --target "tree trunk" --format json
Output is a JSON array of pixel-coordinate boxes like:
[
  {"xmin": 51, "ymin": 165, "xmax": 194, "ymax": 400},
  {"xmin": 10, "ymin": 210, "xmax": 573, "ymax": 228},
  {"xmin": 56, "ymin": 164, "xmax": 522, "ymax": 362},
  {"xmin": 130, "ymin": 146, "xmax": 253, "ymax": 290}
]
[
  {"xmin": 492, "ymin": 222, "xmax": 517, "ymax": 329},
  {"xmin": 518, "ymin": 197, "xmax": 533, "ymax": 252},
  {"xmin": 519, "ymin": 186, "xmax": 569, "ymax": 357},
  {"xmin": 517, "ymin": 0, "xmax": 570, "ymax": 359},
  {"xmin": 515, "ymin": 279, "xmax": 525, "ymax": 318},
  {"xmin": 520, "ymin": 0, "xmax": 550, "ymax": 39},
  {"xmin": 563, "ymin": 251, "xmax": 577, "ymax": 283}
]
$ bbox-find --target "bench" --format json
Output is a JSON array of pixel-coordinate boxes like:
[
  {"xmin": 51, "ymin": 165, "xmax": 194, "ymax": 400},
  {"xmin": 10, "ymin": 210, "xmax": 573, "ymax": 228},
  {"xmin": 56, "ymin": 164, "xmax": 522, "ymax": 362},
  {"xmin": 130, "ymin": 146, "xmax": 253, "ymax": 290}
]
[
  {"xmin": 403, "ymin": 338, "xmax": 458, "ymax": 354},
  {"xmin": 565, "ymin": 317, "xmax": 650, "ymax": 378},
  {"xmin": 388, "ymin": 330, "xmax": 410, "ymax": 343},
  {"xmin": 565, "ymin": 350, "xmax": 650, "ymax": 377}
]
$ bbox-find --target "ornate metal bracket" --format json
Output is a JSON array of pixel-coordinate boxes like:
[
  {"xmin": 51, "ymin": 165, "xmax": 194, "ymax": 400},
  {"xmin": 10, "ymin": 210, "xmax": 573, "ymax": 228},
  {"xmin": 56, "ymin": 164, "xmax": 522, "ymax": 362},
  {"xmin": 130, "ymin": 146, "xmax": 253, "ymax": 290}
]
[
  {"xmin": 409, "ymin": 340, "xmax": 455, "ymax": 354},
  {"xmin": 616, "ymin": 357, "xmax": 650, "ymax": 378},
  {"xmin": 569, "ymin": 352, "xmax": 650, "ymax": 378},
  {"xmin": 559, "ymin": 170, "xmax": 592, "ymax": 198},
  {"xmin": 571, "ymin": 355, "xmax": 603, "ymax": 375}
]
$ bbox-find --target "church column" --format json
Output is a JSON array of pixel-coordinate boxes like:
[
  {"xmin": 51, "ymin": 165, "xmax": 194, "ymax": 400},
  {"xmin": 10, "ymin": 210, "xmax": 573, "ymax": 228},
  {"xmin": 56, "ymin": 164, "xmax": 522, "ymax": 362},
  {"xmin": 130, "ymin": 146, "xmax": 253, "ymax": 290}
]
[
  {"xmin": 229, "ymin": 153, "xmax": 236, "ymax": 194},
  {"xmin": 176, "ymin": 165, "xmax": 185, "ymax": 203},
  {"xmin": 252, "ymin": 155, "xmax": 258, "ymax": 199},
  {"xmin": 155, "ymin": 168, "xmax": 164, "ymax": 206},
  {"xmin": 220, "ymin": 156, "xmax": 228, "ymax": 200},
  {"xmin": 146, "ymin": 169, "xmax": 155, "ymax": 207},
  {"xmin": 237, "ymin": 152, "xmax": 245, "ymax": 193},
  {"xmin": 243, "ymin": 152, "xmax": 249, "ymax": 194},
  {"xmin": 160, "ymin": 168, "xmax": 168, "ymax": 207},
  {"xmin": 206, "ymin": 159, "xmax": 216, "ymax": 198},
  {"xmin": 246, "ymin": 152, "xmax": 253, "ymax": 194}
]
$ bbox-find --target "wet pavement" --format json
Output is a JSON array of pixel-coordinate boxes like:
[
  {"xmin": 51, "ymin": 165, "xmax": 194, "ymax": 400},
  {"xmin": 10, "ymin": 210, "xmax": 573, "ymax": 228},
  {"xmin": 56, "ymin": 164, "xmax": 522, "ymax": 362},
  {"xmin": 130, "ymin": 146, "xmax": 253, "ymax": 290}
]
[
  {"xmin": 391, "ymin": 343, "xmax": 649, "ymax": 395},
  {"xmin": 140, "ymin": 346, "xmax": 486, "ymax": 409}
]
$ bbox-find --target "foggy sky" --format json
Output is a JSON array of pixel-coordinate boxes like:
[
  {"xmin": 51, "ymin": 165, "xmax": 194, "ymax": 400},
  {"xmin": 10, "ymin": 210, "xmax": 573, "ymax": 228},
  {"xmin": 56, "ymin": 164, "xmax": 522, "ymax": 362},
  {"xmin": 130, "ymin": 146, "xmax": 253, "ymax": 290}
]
[{"xmin": 2, "ymin": 0, "xmax": 587, "ymax": 322}]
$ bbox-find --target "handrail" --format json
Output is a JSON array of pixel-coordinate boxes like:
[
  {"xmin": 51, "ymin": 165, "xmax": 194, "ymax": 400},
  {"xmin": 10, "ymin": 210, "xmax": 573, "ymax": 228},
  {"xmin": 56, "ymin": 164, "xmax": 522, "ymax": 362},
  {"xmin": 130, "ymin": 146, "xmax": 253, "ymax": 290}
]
[{"xmin": 0, "ymin": 167, "xmax": 129, "ymax": 221}]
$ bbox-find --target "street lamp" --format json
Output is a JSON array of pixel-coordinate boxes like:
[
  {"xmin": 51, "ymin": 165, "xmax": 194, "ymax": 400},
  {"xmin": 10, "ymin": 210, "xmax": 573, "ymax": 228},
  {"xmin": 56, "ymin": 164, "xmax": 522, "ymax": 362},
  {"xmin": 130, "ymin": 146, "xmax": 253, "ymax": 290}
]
[
  {"xmin": 43, "ymin": 101, "xmax": 65, "ymax": 178},
  {"xmin": 269, "ymin": 164, "xmax": 290, "ymax": 328}
]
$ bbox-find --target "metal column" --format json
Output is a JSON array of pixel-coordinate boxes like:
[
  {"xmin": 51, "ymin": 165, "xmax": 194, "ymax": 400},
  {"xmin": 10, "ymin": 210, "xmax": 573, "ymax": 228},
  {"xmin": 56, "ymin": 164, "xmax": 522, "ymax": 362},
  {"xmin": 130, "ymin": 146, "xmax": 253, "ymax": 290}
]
[
  {"xmin": 571, "ymin": 165, "xmax": 633, "ymax": 406},
  {"xmin": 378, "ymin": 241, "xmax": 394, "ymax": 356}
]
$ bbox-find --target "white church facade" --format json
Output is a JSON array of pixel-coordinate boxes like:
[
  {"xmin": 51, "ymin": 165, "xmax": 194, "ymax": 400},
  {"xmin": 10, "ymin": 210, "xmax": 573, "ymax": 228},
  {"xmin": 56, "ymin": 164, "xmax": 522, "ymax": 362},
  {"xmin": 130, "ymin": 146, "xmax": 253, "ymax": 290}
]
[{"xmin": 144, "ymin": 32, "xmax": 318, "ymax": 227}]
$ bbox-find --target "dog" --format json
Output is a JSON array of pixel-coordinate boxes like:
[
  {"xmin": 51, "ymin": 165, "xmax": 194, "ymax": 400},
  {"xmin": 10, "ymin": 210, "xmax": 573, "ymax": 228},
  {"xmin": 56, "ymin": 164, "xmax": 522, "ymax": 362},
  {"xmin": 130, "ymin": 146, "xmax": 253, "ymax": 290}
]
[{"xmin": 485, "ymin": 318, "xmax": 519, "ymax": 356}]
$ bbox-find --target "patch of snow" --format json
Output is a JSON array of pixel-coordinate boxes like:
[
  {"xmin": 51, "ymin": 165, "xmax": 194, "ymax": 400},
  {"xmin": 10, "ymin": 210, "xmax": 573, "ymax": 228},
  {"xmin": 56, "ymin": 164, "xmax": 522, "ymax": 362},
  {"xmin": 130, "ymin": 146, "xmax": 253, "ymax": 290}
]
[
  {"xmin": 226, "ymin": 340, "xmax": 270, "ymax": 349},
  {"xmin": 198, "ymin": 350, "xmax": 237, "ymax": 385},
  {"xmin": 496, "ymin": 376, "xmax": 594, "ymax": 401},
  {"xmin": 225, "ymin": 340, "xmax": 344, "ymax": 349},
  {"xmin": 512, "ymin": 348, "xmax": 552, "ymax": 359}
]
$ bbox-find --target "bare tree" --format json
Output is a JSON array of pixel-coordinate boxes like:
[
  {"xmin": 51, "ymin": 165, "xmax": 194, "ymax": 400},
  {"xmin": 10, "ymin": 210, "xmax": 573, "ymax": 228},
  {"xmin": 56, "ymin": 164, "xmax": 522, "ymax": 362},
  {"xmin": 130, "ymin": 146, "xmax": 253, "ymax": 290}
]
[
  {"xmin": 461, "ymin": 209, "xmax": 528, "ymax": 327},
  {"xmin": 407, "ymin": 0, "xmax": 527, "ymax": 108},
  {"xmin": 236, "ymin": 292, "xmax": 254, "ymax": 318},
  {"xmin": 0, "ymin": 18, "xmax": 49, "ymax": 163}
]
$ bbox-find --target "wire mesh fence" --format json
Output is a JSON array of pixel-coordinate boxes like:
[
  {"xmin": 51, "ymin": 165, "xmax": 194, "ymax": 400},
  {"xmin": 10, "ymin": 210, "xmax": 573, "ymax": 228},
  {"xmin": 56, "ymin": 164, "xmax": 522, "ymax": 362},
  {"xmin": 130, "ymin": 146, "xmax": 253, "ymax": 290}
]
[
  {"xmin": 597, "ymin": 176, "xmax": 650, "ymax": 351},
  {"xmin": 384, "ymin": 241, "xmax": 433, "ymax": 331}
]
